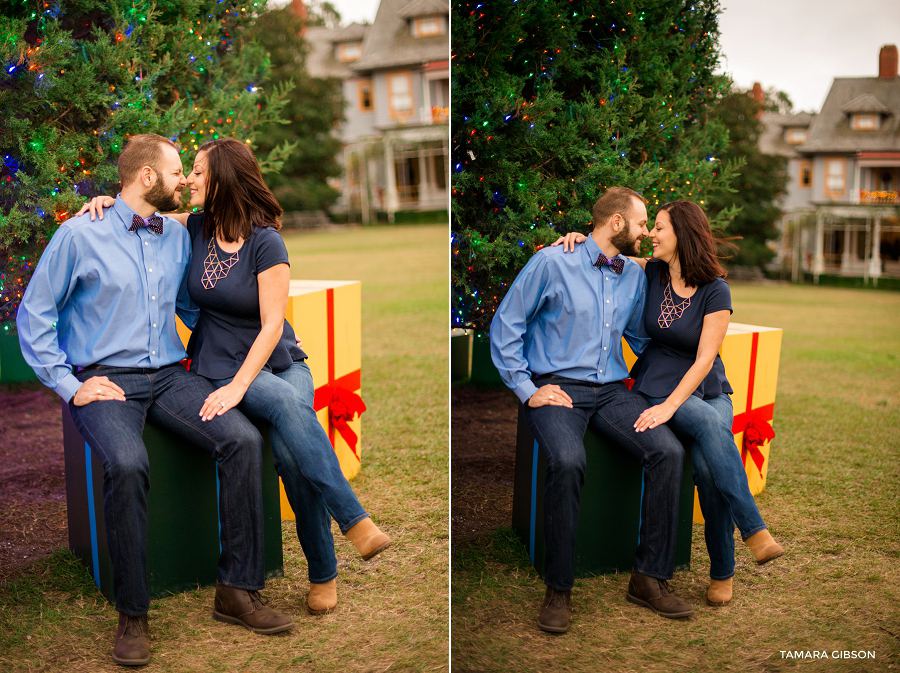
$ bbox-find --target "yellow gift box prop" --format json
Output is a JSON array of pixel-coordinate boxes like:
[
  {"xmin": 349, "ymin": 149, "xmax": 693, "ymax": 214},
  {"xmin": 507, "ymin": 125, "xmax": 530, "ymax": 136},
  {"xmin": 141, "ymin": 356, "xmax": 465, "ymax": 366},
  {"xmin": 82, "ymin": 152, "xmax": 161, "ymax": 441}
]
[
  {"xmin": 177, "ymin": 280, "xmax": 363, "ymax": 521},
  {"xmin": 624, "ymin": 323, "xmax": 782, "ymax": 524}
]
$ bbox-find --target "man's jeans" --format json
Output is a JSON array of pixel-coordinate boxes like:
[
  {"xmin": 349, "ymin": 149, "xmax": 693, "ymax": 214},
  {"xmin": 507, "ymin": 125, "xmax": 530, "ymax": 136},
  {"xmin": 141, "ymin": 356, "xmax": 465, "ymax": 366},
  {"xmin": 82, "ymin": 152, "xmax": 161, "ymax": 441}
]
[
  {"xmin": 643, "ymin": 392, "xmax": 767, "ymax": 580},
  {"xmin": 211, "ymin": 360, "xmax": 368, "ymax": 584},
  {"xmin": 524, "ymin": 377, "xmax": 685, "ymax": 591},
  {"xmin": 69, "ymin": 363, "xmax": 266, "ymax": 617}
]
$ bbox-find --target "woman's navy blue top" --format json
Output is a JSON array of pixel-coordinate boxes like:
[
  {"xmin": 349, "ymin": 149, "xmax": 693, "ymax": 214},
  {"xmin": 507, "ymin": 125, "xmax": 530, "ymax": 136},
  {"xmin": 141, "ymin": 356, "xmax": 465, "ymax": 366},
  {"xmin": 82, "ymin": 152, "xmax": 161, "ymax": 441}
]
[
  {"xmin": 629, "ymin": 259, "xmax": 733, "ymax": 400},
  {"xmin": 185, "ymin": 213, "xmax": 306, "ymax": 380}
]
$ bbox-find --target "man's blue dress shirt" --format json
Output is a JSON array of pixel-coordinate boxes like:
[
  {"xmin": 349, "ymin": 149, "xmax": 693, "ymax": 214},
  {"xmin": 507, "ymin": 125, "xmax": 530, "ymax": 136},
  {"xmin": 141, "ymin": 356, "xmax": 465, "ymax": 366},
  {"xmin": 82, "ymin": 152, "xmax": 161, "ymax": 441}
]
[
  {"xmin": 17, "ymin": 196, "xmax": 199, "ymax": 402},
  {"xmin": 490, "ymin": 235, "xmax": 650, "ymax": 404}
]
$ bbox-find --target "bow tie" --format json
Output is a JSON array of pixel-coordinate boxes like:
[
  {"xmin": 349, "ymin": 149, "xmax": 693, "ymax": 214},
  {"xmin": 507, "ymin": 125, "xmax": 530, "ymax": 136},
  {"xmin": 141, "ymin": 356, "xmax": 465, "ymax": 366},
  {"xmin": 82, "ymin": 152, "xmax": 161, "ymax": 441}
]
[
  {"xmin": 594, "ymin": 251, "xmax": 624, "ymax": 274},
  {"xmin": 129, "ymin": 214, "xmax": 164, "ymax": 235}
]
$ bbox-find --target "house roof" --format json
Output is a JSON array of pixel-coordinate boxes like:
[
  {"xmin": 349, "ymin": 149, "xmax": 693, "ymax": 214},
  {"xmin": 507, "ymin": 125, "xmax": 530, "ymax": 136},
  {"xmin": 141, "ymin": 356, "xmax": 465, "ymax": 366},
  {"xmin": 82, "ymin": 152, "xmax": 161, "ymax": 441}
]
[
  {"xmin": 398, "ymin": 0, "xmax": 448, "ymax": 18},
  {"xmin": 839, "ymin": 93, "xmax": 890, "ymax": 114},
  {"xmin": 801, "ymin": 77, "xmax": 900, "ymax": 153},
  {"xmin": 351, "ymin": 0, "xmax": 449, "ymax": 72},
  {"xmin": 759, "ymin": 111, "xmax": 815, "ymax": 157},
  {"xmin": 304, "ymin": 25, "xmax": 365, "ymax": 79},
  {"xmin": 330, "ymin": 23, "xmax": 368, "ymax": 43}
]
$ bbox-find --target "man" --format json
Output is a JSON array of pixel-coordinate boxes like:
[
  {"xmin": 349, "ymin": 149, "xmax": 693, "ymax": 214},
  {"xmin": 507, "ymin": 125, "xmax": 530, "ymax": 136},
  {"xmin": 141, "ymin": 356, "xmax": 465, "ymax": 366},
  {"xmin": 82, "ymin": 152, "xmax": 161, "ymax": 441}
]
[
  {"xmin": 490, "ymin": 187, "xmax": 693, "ymax": 633},
  {"xmin": 17, "ymin": 134, "xmax": 293, "ymax": 667}
]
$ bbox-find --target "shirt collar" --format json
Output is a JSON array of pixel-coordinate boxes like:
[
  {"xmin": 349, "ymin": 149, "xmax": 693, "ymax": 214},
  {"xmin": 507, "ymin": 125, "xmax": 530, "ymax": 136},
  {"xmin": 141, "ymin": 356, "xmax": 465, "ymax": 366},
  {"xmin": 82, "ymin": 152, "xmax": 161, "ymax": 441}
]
[{"xmin": 581, "ymin": 234, "xmax": 623, "ymax": 267}]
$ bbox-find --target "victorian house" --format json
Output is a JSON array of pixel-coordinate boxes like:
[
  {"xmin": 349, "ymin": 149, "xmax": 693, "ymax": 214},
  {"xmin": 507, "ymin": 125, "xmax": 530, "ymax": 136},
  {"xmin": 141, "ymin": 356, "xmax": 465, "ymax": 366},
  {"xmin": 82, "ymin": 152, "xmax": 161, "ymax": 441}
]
[
  {"xmin": 761, "ymin": 45, "xmax": 900, "ymax": 283},
  {"xmin": 304, "ymin": 0, "xmax": 449, "ymax": 222}
]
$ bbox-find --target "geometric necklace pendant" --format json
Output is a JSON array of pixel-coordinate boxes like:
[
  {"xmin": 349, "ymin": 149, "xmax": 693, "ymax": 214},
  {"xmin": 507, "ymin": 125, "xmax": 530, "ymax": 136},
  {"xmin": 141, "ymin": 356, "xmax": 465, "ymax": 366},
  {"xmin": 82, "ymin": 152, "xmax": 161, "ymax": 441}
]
[
  {"xmin": 658, "ymin": 282, "xmax": 691, "ymax": 329},
  {"xmin": 201, "ymin": 237, "xmax": 240, "ymax": 290}
]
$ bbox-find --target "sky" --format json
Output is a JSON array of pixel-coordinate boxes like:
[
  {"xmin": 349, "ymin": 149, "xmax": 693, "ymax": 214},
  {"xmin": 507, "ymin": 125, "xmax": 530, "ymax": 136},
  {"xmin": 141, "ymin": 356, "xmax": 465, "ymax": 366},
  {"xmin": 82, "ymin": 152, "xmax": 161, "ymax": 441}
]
[
  {"xmin": 716, "ymin": 0, "xmax": 900, "ymax": 112},
  {"xmin": 270, "ymin": 0, "xmax": 380, "ymax": 25}
]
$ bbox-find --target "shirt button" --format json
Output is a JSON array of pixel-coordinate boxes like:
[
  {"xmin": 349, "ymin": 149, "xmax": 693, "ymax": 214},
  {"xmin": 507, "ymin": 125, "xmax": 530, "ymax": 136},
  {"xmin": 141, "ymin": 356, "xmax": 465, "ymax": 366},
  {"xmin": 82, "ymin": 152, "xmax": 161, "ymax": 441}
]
[
  {"xmin": 599, "ymin": 369, "xmax": 603, "ymax": 373},
  {"xmin": 144, "ymin": 241, "xmax": 149, "ymax": 246},
  {"xmin": 152, "ymin": 323, "xmax": 157, "ymax": 328},
  {"xmin": 606, "ymin": 299, "xmax": 610, "ymax": 303},
  {"xmin": 605, "ymin": 323, "xmax": 610, "ymax": 327},
  {"xmin": 603, "ymin": 346, "xmax": 607, "ymax": 350},
  {"xmin": 148, "ymin": 268, "xmax": 152, "ymax": 272},
  {"xmin": 151, "ymin": 350, "xmax": 156, "ymax": 355},
  {"xmin": 151, "ymin": 296, "xmax": 156, "ymax": 300}
]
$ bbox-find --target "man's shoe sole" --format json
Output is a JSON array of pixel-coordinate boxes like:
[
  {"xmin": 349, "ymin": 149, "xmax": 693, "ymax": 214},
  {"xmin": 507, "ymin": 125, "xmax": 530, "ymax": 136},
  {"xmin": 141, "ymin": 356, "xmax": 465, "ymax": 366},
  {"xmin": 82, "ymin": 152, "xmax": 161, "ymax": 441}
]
[
  {"xmin": 213, "ymin": 610, "xmax": 295, "ymax": 634},
  {"xmin": 625, "ymin": 592, "xmax": 694, "ymax": 619},
  {"xmin": 112, "ymin": 653, "xmax": 151, "ymax": 667},
  {"xmin": 537, "ymin": 618, "xmax": 570, "ymax": 633}
]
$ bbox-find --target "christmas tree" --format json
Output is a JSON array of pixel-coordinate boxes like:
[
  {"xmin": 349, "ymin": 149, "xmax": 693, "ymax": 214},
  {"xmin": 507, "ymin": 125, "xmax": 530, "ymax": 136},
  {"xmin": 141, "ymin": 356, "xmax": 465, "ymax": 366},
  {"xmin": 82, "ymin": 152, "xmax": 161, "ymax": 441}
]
[
  {"xmin": 451, "ymin": 0, "xmax": 740, "ymax": 333},
  {"xmin": 0, "ymin": 0, "xmax": 295, "ymax": 330}
]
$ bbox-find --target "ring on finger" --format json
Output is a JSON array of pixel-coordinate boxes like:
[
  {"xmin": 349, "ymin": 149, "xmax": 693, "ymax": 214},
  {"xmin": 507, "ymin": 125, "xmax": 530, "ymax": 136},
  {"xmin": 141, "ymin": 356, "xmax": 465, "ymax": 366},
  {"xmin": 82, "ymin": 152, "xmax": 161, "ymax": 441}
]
[{"xmin": 220, "ymin": 401, "xmax": 226, "ymax": 408}]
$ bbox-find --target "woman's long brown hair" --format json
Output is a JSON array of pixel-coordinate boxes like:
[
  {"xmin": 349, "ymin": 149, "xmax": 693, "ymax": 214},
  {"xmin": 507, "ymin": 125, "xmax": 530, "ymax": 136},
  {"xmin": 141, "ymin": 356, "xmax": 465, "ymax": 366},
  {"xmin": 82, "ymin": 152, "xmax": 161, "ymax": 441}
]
[
  {"xmin": 657, "ymin": 200, "xmax": 728, "ymax": 288},
  {"xmin": 198, "ymin": 138, "xmax": 282, "ymax": 242}
]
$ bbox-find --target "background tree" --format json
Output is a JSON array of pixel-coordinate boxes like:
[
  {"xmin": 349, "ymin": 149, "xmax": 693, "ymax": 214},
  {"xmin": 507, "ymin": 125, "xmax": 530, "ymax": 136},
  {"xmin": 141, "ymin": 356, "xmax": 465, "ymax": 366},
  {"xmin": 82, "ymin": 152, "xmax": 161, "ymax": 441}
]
[
  {"xmin": 706, "ymin": 89, "xmax": 789, "ymax": 269},
  {"xmin": 0, "ymin": 0, "xmax": 294, "ymax": 328},
  {"xmin": 451, "ymin": 0, "xmax": 741, "ymax": 333},
  {"xmin": 249, "ymin": 5, "xmax": 344, "ymax": 213}
]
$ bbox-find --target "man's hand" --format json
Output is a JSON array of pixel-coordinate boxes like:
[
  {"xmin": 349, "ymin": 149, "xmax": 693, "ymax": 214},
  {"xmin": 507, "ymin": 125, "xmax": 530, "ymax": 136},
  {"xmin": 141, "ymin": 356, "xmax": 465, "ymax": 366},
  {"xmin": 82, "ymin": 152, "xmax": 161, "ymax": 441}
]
[
  {"xmin": 199, "ymin": 381, "xmax": 249, "ymax": 421},
  {"xmin": 295, "ymin": 335, "xmax": 303, "ymax": 349},
  {"xmin": 527, "ymin": 384, "xmax": 573, "ymax": 408},
  {"xmin": 74, "ymin": 195, "xmax": 115, "ymax": 221},
  {"xmin": 550, "ymin": 232, "xmax": 587, "ymax": 252},
  {"xmin": 633, "ymin": 402, "xmax": 676, "ymax": 432},
  {"xmin": 72, "ymin": 376, "xmax": 126, "ymax": 406}
]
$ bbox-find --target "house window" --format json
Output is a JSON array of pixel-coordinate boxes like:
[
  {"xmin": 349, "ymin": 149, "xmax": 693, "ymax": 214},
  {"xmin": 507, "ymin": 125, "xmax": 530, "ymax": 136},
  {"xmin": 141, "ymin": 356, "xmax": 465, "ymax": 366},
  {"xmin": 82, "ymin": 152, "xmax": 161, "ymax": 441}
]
[
  {"xmin": 824, "ymin": 158, "xmax": 846, "ymax": 197},
  {"xmin": 785, "ymin": 127, "xmax": 808, "ymax": 144},
  {"xmin": 357, "ymin": 80, "xmax": 373, "ymax": 112},
  {"xmin": 852, "ymin": 114, "xmax": 878, "ymax": 130},
  {"xmin": 413, "ymin": 16, "xmax": 442, "ymax": 37},
  {"xmin": 387, "ymin": 71, "xmax": 414, "ymax": 118},
  {"xmin": 429, "ymin": 77, "xmax": 449, "ymax": 122},
  {"xmin": 337, "ymin": 41, "xmax": 362, "ymax": 62},
  {"xmin": 799, "ymin": 160, "xmax": 812, "ymax": 188}
]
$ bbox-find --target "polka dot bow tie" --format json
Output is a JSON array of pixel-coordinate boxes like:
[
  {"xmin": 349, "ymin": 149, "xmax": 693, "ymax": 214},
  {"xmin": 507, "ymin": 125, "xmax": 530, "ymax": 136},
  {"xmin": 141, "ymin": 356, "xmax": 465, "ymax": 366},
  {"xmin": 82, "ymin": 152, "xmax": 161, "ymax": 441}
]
[
  {"xmin": 129, "ymin": 213, "xmax": 164, "ymax": 235},
  {"xmin": 594, "ymin": 251, "xmax": 624, "ymax": 274}
]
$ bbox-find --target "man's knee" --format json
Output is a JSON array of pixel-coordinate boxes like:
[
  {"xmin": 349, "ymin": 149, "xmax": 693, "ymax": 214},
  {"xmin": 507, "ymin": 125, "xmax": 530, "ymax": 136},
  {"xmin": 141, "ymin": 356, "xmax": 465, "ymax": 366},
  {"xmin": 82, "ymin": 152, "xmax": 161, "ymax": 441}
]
[{"xmin": 107, "ymin": 453, "xmax": 150, "ymax": 487}]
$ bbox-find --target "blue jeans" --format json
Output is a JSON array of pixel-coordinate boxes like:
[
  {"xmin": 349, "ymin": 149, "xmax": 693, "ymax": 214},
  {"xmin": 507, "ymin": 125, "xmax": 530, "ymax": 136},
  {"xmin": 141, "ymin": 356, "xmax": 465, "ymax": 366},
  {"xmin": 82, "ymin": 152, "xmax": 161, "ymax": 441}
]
[
  {"xmin": 69, "ymin": 364, "xmax": 266, "ymax": 616},
  {"xmin": 642, "ymin": 393, "xmax": 768, "ymax": 580},
  {"xmin": 211, "ymin": 360, "xmax": 368, "ymax": 584},
  {"xmin": 524, "ymin": 377, "xmax": 686, "ymax": 590}
]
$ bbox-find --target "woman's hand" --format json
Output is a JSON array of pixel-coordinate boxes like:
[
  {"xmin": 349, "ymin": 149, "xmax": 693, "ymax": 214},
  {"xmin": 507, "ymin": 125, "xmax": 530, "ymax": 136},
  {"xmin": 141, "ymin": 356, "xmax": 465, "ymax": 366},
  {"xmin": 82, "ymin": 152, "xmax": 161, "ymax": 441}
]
[
  {"xmin": 74, "ymin": 195, "xmax": 115, "ymax": 221},
  {"xmin": 200, "ymin": 381, "xmax": 249, "ymax": 421},
  {"xmin": 634, "ymin": 402, "xmax": 677, "ymax": 432},
  {"xmin": 549, "ymin": 232, "xmax": 587, "ymax": 252}
]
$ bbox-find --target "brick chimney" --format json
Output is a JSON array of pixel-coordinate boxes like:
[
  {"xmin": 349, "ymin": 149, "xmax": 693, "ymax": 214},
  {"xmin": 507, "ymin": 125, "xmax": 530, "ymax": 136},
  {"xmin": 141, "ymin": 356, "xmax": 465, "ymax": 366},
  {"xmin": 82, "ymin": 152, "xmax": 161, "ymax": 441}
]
[
  {"xmin": 291, "ymin": 0, "xmax": 308, "ymax": 37},
  {"xmin": 879, "ymin": 45, "xmax": 898, "ymax": 79},
  {"xmin": 750, "ymin": 82, "xmax": 765, "ymax": 118}
]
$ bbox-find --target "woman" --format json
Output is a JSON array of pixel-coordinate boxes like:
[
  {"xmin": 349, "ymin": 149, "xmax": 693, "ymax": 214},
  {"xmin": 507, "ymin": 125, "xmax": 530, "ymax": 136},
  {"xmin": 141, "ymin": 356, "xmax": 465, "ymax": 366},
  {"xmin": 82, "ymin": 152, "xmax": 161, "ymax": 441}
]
[
  {"xmin": 80, "ymin": 138, "xmax": 390, "ymax": 615},
  {"xmin": 555, "ymin": 200, "xmax": 782, "ymax": 606}
]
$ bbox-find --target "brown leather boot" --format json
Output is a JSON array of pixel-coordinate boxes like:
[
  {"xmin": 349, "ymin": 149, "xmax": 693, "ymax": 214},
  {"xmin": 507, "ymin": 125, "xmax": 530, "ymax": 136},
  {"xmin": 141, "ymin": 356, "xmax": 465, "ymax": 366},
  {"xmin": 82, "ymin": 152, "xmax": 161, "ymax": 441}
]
[
  {"xmin": 344, "ymin": 518, "xmax": 391, "ymax": 561},
  {"xmin": 706, "ymin": 578, "xmax": 733, "ymax": 607},
  {"xmin": 213, "ymin": 582, "xmax": 294, "ymax": 634},
  {"xmin": 112, "ymin": 612, "xmax": 150, "ymax": 666},
  {"xmin": 307, "ymin": 579, "xmax": 338, "ymax": 615},
  {"xmin": 626, "ymin": 570, "xmax": 694, "ymax": 619},
  {"xmin": 537, "ymin": 586, "xmax": 572, "ymax": 633},
  {"xmin": 744, "ymin": 529, "xmax": 784, "ymax": 565}
]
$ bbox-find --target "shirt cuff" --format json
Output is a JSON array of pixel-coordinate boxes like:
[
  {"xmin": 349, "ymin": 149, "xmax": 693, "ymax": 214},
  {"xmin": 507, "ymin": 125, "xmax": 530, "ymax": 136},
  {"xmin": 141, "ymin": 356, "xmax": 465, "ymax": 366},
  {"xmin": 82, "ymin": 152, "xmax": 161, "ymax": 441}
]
[
  {"xmin": 514, "ymin": 379, "xmax": 539, "ymax": 405},
  {"xmin": 55, "ymin": 373, "xmax": 83, "ymax": 404}
]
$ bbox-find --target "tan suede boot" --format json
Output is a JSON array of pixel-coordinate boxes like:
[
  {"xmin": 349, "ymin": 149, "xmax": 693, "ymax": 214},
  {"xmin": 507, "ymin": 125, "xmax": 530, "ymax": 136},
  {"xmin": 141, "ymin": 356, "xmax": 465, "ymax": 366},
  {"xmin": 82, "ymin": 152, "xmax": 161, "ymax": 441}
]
[
  {"xmin": 344, "ymin": 518, "xmax": 391, "ymax": 560},
  {"xmin": 706, "ymin": 578, "xmax": 733, "ymax": 607},
  {"xmin": 744, "ymin": 529, "xmax": 784, "ymax": 565},
  {"xmin": 307, "ymin": 580, "xmax": 338, "ymax": 615}
]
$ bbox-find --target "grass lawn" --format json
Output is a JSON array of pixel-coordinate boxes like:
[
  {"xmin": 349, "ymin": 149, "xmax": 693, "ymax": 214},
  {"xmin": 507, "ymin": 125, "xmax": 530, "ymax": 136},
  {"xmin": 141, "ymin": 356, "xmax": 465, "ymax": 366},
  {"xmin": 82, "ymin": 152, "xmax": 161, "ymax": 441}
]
[
  {"xmin": 0, "ymin": 223, "xmax": 449, "ymax": 672},
  {"xmin": 452, "ymin": 283, "xmax": 900, "ymax": 673}
]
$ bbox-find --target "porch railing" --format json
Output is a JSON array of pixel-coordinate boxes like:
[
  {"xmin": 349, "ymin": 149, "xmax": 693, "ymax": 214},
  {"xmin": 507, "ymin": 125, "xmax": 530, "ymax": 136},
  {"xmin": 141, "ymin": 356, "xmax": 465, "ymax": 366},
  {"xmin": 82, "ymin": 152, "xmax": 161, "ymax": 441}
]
[{"xmin": 859, "ymin": 190, "xmax": 900, "ymax": 204}]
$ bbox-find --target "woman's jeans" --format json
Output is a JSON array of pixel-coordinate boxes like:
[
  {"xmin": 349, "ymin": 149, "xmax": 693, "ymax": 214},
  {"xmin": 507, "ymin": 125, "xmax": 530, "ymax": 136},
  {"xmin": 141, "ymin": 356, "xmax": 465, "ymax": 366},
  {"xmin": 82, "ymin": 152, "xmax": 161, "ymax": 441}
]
[
  {"xmin": 643, "ymin": 392, "xmax": 767, "ymax": 580},
  {"xmin": 211, "ymin": 360, "xmax": 368, "ymax": 583}
]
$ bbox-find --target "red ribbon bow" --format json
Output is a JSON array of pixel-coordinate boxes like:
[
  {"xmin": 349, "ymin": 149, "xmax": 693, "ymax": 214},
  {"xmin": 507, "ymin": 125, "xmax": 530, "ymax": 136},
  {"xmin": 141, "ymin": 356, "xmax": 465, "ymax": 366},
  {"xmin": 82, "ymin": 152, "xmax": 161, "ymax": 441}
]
[
  {"xmin": 730, "ymin": 332, "xmax": 775, "ymax": 478},
  {"xmin": 314, "ymin": 385, "xmax": 366, "ymax": 459}
]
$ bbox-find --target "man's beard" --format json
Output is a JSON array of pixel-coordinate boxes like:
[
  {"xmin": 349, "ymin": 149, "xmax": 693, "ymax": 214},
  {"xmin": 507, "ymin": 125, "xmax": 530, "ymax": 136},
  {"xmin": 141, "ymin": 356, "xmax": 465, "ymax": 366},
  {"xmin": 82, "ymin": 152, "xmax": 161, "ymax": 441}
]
[
  {"xmin": 145, "ymin": 176, "xmax": 180, "ymax": 213},
  {"xmin": 611, "ymin": 225, "xmax": 641, "ymax": 257}
]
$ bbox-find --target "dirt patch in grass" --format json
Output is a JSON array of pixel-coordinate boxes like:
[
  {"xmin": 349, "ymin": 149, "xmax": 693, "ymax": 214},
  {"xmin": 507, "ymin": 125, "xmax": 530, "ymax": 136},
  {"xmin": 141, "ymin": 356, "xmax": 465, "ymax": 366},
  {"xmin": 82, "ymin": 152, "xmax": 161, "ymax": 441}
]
[
  {"xmin": 0, "ymin": 384, "xmax": 67, "ymax": 581},
  {"xmin": 451, "ymin": 386, "xmax": 518, "ymax": 543}
]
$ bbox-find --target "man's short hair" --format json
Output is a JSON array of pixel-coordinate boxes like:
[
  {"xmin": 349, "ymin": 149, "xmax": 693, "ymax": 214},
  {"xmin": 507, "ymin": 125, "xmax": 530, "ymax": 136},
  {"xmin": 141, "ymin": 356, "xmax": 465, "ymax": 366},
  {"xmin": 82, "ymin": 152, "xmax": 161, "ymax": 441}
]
[
  {"xmin": 591, "ymin": 187, "xmax": 646, "ymax": 227},
  {"xmin": 117, "ymin": 134, "xmax": 178, "ymax": 187}
]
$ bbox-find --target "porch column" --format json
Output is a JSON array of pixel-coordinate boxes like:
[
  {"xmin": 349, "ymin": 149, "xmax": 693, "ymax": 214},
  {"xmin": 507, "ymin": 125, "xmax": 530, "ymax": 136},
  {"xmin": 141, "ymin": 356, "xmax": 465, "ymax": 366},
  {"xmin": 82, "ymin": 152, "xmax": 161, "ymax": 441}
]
[
  {"xmin": 868, "ymin": 215, "xmax": 883, "ymax": 279},
  {"xmin": 841, "ymin": 223, "xmax": 853, "ymax": 272},
  {"xmin": 813, "ymin": 210, "xmax": 826, "ymax": 282},
  {"xmin": 384, "ymin": 136, "xmax": 398, "ymax": 223},
  {"xmin": 359, "ymin": 141, "xmax": 371, "ymax": 225}
]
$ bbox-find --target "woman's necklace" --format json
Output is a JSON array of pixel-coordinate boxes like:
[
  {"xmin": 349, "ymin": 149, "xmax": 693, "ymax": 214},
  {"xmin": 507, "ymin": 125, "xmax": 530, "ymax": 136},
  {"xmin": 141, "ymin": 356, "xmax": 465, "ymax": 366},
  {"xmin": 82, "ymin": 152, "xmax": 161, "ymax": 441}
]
[
  {"xmin": 201, "ymin": 237, "xmax": 240, "ymax": 289},
  {"xmin": 658, "ymin": 282, "xmax": 692, "ymax": 328}
]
